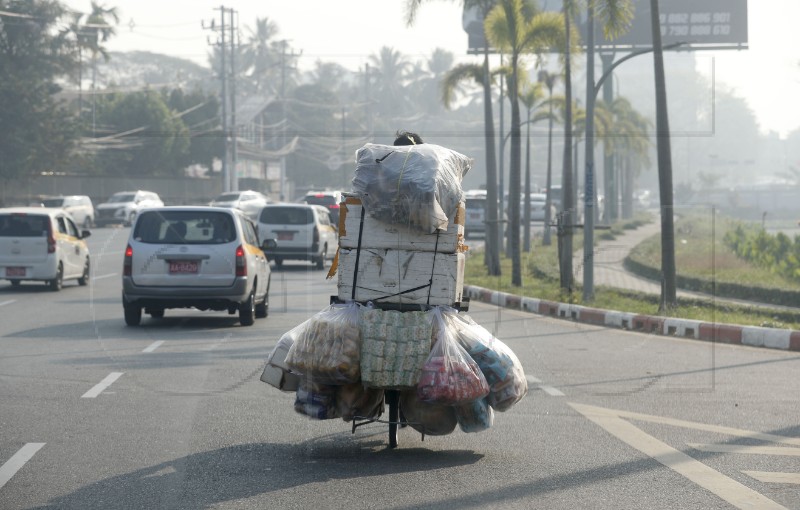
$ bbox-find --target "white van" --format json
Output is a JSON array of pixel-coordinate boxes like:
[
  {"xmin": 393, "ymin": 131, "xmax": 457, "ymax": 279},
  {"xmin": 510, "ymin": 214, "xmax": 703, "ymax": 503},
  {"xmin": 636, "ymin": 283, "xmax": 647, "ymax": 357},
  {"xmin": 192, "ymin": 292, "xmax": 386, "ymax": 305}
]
[
  {"xmin": 257, "ymin": 204, "xmax": 336, "ymax": 269},
  {"xmin": 0, "ymin": 208, "xmax": 91, "ymax": 290}
]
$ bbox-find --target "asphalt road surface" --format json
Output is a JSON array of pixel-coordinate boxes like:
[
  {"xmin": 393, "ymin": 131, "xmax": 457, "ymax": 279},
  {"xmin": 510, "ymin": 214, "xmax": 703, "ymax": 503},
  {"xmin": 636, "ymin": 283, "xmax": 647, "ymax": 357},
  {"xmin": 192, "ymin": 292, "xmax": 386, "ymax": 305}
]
[{"xmin": 1, "ymin": 227, "xmax": 799, "ymax": 509}]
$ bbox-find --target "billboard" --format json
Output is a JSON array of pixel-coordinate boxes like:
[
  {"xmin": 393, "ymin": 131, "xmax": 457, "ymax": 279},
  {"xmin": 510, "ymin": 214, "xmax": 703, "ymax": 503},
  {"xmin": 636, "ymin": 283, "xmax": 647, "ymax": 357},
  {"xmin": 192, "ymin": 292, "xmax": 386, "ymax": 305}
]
[{"xmin": 465, "ymin": 0, "xmax": 748, "ymax": 53}]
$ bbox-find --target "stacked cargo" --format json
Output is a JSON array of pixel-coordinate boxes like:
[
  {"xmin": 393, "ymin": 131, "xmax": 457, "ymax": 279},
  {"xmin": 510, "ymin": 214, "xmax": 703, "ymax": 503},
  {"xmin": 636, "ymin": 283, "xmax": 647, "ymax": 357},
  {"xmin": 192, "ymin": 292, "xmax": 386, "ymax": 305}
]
[{"xmin": 260, "ymin": 142, "xmax": 528, "ymax": 441}]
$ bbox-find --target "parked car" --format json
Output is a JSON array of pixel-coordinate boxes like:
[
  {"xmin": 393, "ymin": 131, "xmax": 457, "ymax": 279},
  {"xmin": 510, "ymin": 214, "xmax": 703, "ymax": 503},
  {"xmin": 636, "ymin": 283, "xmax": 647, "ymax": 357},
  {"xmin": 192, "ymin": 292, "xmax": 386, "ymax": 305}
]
[
  {"xmin": 40, "ymin": 195, "xmax": 95, "ymax": 228},
  {"xmin": 300, "ymin": 190, "xmax": 344, "ymax": 225},
  {"xmin": 257, "ymin": 203, "xmax": 336, "ymax": 269},
  {"xmin": 464, "ymin": 189, "xmax": 487, "ymax": 238},
  {"xmin": 95, "ymin": 190, "xmax": 164, "ymax": 227},
  {"xmin": 0, "ymin": 207, "xmax": 91, "ymax": 290},
  {"xmin": 122, "ymin": 207, "xmax": 275, "ymax": 326},
  {"xmin": 209, "ymin": 190, "xmax": 271, "ymax": 220}
]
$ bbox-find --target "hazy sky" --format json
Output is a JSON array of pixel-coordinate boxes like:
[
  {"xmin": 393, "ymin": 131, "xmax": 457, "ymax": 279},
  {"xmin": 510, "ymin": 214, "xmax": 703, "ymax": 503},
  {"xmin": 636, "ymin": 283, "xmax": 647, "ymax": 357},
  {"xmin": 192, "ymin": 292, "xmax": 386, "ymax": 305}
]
[{"xmin": 64, "ymin": 0, "xmax": 800, "ymax": 137}]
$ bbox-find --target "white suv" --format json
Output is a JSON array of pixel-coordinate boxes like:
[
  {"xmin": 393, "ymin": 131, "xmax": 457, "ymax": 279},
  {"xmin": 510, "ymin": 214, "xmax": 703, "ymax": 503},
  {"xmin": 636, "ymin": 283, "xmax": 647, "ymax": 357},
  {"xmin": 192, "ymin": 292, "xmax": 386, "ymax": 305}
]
[
  {"xmin": 122, "ymin": 207, "xmax": 275, "ymax": 326},
  {"xmin": 257, "ymin": 204, "xmax": 336, "ymax": 269},
  {"xmin": 96, "ymin": 190, "xmax": 163, "ymax": 227},
  {"xmin": 0, "ymin": 208, "xmax": 91, "ymax": 290}
]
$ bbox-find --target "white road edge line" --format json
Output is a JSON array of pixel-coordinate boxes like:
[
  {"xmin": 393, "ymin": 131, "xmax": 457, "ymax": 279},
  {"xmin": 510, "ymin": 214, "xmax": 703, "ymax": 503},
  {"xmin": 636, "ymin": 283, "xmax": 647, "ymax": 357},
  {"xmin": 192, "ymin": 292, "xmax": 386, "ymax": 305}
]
[
  {"xmin": 569, "ymin": 403, "xmax": 787, "ymax": 510},
  {"xmin": 91, "ymin": 273, "xmax": 118, "ymax": 281},
  {"xmin": 0, "ymin": 443, "xmax": 45, "ymax": 490},
  {"xmin": 142, "ymin": 341, "xmax": 164, "ymax": 353},
  {"xmin": 81, "ymin": 372, "xmax": 124, "ymax": 398},
  {"xmin": 0, "ymin": 300, "xmax": 16, "ymax": 307},
  {"xmin": 743, "ymin": 471, "xmax": 800, "ymax": 485}
]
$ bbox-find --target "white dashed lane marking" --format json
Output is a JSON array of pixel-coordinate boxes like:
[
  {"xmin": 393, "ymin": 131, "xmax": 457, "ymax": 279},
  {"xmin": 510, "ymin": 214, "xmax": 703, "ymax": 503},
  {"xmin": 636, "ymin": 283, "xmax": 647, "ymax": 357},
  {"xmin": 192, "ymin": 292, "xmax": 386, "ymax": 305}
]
[
  {"xmin": 0, "ymin": 443, "xmax": 45, "ymax": 489},
  {"xmin": 81, "ymin": 372, "xmax": 124, "ymax": 398},
  {"xmin": 91, "ymin": 273, "xmax": 117, "ymax": 281},
  {"xmin": 0, "ymin": 300, "xmax": 16, "ymax": 307},
  {"xmin": 526, "ymin": 375, "xmax": 565, "ymax": 396},
  {"xmin": 142, "ymin": 341, "xmax": 164, "ymax": 353}
]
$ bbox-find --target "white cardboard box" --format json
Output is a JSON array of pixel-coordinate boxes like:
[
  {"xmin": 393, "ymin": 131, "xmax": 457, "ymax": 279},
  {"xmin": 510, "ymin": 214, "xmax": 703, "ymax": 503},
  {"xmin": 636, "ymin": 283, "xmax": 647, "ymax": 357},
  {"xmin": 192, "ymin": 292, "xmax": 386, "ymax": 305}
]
[
  {"xmin": 338, "ymin": 195, "xmax": 465, "ymax": 253},
  {"xmin": 337, "ymin": 248, "xmax": 464, "ymax": 306}
]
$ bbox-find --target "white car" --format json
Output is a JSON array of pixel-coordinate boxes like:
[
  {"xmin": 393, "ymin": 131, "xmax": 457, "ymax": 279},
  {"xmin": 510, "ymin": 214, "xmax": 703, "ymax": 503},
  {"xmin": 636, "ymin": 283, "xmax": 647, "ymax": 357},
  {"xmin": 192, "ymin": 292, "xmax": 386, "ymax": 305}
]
[
  {"xmin": 40, "ymin": 195, "xmax": 95, "ymax": 228},
  {"xmin": 0, "ymin": 207, "xmax": 91, "ymax": 290},
  {"xmin": 122, "ymin": 206, "xmax": 275, "ymax": 326},
  {"xmin": 257, "ymin": 203, "xmax": 336, "ymax": 269},
  {"xmin": 209, "ymin": 190, "xmax": 271, "ymax": 220},
  {"xmin": 96, "ymin": 190, "xmax": 164, "ymax": 227}
]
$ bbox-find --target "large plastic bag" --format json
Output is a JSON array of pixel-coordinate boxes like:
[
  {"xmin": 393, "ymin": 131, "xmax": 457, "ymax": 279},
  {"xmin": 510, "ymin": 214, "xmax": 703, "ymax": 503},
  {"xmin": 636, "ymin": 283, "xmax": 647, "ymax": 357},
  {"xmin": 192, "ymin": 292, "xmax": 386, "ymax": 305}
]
[
  {"xmin": 416, "ymin": 307, "xmax": 489, "ymax": 405},
  {"xmin": 450, "ymin": 313, "xmax": 528, "ymax": 412},
  {"xmin": 260, "ymin": 334, "xmax": 301, "ymax": 392},
  {"xmin": 351, "ymin": 143, "xmax": 472, "ymax": 233},
  {"xmin": 284, "ymin": 302, "xmax": 361, "ymax": 385},
  {"xmin": 294, "ymin": 379, "xmax": 340, "ymax": 420},
  {"xmin": 454, "ymin": 397, "xmax": 494, "ymax": 433},
  {"xmin": 399, "ymin": 390, "xmax": 457, "ymax": 436},
  {"xmin": 335, "ymin": 383, "xmax": 384, "ymax": 422}
]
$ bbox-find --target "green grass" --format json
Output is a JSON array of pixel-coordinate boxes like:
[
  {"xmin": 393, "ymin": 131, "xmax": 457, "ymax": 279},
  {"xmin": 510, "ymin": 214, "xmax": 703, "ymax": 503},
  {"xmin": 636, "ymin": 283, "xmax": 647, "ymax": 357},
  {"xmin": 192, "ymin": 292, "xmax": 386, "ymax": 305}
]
[{"xmin": 464, "ymin": 214, "xmax": 800, "ymax": 330}]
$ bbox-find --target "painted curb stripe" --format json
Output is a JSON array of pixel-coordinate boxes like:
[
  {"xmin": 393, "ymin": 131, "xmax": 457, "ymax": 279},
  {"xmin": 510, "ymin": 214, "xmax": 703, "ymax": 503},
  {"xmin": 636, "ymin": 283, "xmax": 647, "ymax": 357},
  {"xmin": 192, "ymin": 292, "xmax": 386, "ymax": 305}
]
[{"xmin": 464, "ymin": 285, "xmax": 800, "ymax": 352}]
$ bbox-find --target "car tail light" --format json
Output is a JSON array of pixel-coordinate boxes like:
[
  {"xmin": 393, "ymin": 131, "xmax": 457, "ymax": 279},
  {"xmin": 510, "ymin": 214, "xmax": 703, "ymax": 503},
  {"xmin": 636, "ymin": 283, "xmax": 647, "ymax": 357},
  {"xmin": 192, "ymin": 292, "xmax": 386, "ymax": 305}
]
[
  {"xmin": 312, "ymin": 226, "xmax": 319, "ymax": 252},
  {"xmin": 328, "ymin": 204, "xmax": 340, "ymax": 209},
  {"xmin": 235, "ymin": 244, "xmax": 247, "ymax": 277},
  {"xmin": 47, "ymin": 221, "xmax": 56, "ymax": 254},
  {"xmin": 123, "ymin": 244, "xmax": 133, "ymax": 276}
]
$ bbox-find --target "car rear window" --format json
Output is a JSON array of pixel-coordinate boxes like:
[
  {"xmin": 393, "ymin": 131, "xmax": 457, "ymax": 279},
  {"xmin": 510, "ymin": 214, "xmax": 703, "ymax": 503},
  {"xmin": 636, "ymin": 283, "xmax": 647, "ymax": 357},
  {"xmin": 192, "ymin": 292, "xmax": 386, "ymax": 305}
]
[
  {"xmin": 260, "ymin": 207, "xmax": 313, "ymax": 225},
  {"xmin": 465, "ymin": 198, "xmax": 486, "ymax": 211},
  {"xmin": 42, "ymin": 198, "xmax": 66, "ymax": 207},
  {"xmin": 214, "ymin": 193, "xmax": 241, "ymax": 201},
  {"xmin": 108, "ymin": 194, "xmax": 136, "ymax": 203},
  {"xmin": 0, "ymin": 214, "xmax": 50, "ymax": 237},
  {"xmin": 133, "ymin": 211, "xmax": 236, "ymax": 244},
  {"xmin": 303, "ymin": 195, "xmax": 337, "ymax": 207}
]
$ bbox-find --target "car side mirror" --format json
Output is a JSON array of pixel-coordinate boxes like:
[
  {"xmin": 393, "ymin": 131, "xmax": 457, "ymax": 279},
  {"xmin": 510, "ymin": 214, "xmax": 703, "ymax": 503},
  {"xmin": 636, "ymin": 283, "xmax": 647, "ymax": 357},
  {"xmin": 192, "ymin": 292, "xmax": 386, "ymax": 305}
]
[
  {"xmin": 81, "ymin": 229, "xmax": 91, "ymax": 239},
  {"xmin": 261, "ymin": 238, "xmax": 277, "ymax": 251}
]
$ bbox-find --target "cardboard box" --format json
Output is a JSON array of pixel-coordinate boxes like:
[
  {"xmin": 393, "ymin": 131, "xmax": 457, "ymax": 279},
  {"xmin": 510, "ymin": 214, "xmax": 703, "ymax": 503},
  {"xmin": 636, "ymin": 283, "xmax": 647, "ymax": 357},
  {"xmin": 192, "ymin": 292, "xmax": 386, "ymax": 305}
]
[
  {"xmin": 338, "ymin": 195, "xmax": 465, "ymax": 253},
  {"xmin": 337, "ymin": 248, "xmax": 464, "ymax": 306}
]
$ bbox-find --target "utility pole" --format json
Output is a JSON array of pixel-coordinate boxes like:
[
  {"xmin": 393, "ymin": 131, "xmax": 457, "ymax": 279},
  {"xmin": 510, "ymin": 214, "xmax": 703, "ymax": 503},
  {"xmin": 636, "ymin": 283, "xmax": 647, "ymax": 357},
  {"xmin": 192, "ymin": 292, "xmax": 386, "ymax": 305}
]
[
  {"xmin": 229, "ymin": 7, "xmax": 238, "ymax": 192},
  {"xmin": 203, "ymin": 7, "xmax": 229, "ymax": 192}
]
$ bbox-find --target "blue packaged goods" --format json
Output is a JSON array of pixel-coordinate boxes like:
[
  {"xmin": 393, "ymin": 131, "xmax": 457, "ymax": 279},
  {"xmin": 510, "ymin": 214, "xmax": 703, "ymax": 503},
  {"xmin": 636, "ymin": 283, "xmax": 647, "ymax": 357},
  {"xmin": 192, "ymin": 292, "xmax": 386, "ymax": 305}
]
[{"xmin": 455, "ymin": 397, "xmax": 494, "ymax": 433}]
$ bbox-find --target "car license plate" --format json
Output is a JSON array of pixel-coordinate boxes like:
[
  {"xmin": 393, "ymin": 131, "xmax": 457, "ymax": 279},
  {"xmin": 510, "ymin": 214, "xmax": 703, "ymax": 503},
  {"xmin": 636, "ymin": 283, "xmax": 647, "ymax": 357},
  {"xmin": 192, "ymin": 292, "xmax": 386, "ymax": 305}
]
[
  {"xmin": 168, "ymin": 260, "xmax": 199, "ymax": 274},
  {"xmin": 6, "ymin": 267, "xmax": 25, "ymax": 277},
  {"xmin": 277, "ymin": 232, "xmax": 294, "ymax": 241}
]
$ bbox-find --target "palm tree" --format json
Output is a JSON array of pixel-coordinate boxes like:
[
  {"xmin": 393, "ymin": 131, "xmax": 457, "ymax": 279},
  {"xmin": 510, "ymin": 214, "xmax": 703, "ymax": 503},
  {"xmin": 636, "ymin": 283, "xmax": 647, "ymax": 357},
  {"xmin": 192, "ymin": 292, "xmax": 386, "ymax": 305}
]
[
  {"xmin": 485, "ymin": 0, "xmax": 563, "ymax": 286},
  {"xmin": 406, "ymin": 0, "xmax": 502, "ymax": 277},
  {"xmin": 559, "ymin": 0, "xmax": 578, "ymax": 294},
  {"xmin": 581, "ymin": 0, "xmax": 634, "ymax": 302},
  {"xmin": 82, "ymin": 2, "xmax": 119, "ymax": 135},
  {"xmin": 650, "ymin": 0, "xmax": 677, "ymax": 310},
  {"xmin": 368, "ymin": 46, "xmax": 412, "ymax": 119},
  {"xmin": 244, "ymin": 17, "xmax": 282, "ymax": 94},
  {"xmin": 537, "ymin": 70, "xmax": 559, "ymax": 246},
  {"xmin": 518, "ymin": 81, "xmax": 547, "ymax": 252}
]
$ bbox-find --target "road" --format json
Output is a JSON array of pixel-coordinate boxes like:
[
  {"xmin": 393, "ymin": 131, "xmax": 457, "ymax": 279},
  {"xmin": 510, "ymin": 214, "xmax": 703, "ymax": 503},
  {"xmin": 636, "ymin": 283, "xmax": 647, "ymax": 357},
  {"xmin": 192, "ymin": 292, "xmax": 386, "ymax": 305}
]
[{"xmin": 1, "ymin": 227, "xmax": 799, "ymax": 509}]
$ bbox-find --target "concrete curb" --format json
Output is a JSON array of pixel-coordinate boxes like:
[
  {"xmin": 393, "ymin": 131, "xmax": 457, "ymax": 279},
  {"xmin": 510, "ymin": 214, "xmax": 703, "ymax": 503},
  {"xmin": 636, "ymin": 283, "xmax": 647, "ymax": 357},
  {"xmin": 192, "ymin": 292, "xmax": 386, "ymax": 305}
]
[{"xmin": 463, "ymin": 285, "xmax": 800, "ymax": 353}]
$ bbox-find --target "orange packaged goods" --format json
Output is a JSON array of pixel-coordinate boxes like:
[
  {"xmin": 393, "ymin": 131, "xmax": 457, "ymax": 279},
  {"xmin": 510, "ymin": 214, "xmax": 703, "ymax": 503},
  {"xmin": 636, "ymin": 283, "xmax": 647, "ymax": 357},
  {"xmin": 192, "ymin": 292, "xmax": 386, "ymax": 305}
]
[
  {"xmin": 284, "ymin": 302, "xmax": 362, "ymax": 385},
  {"xmin": 416, "ymin": 307, "xmax": 489, "ymax": 406}
]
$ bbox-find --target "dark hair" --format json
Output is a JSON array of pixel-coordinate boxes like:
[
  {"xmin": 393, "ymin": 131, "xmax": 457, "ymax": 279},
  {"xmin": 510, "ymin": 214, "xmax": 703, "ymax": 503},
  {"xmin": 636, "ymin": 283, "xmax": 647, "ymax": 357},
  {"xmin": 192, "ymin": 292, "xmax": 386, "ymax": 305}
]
[{"xmin": 393, "ymin": 130, "xmax": 424, "ymax": 146}]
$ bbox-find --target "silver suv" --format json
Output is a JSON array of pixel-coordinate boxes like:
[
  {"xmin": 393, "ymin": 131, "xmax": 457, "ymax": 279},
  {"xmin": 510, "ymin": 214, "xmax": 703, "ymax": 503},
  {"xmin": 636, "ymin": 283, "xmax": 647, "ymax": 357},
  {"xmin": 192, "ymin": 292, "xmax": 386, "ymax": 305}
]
[
  {"xmin": 96, "ymin": 190, "xmax": 164, "ymax": 227},
  {"xmin": 122, "ymin": 207, "xmax": 275, "ymax": 326}
]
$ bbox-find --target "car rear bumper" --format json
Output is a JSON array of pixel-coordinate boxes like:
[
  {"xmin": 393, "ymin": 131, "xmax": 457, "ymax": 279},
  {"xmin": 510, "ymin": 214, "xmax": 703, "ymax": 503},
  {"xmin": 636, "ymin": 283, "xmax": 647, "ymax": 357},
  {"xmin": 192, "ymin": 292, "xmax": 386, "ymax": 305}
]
[
  {"xmin": 1, "ymin": 259, "xmax": 58, "ymax": 281},
  {"xmin": 264, "ymin": 247, "xmax": 318, "ymax": 261},
  {"xmin": 122, "ymin": 276, "xmax": 252, "ymax": 308}
]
